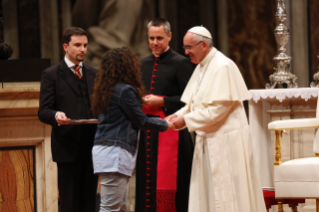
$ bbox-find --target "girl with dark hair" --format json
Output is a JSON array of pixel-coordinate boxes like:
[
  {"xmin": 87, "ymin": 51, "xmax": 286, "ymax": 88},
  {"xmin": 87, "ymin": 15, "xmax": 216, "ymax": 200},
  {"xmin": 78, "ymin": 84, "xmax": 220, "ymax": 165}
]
[{"xmin": 91, "ymin": 47, "xmax": 174, "ymax": 212}]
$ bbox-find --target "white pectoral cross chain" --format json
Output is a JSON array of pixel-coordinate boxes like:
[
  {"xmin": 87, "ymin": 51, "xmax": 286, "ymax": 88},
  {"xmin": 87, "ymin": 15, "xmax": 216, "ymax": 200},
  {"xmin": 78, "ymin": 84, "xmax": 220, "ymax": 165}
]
[{"xmin": 195, "ymin": 53, "xmax": 215, "ymax": 96}]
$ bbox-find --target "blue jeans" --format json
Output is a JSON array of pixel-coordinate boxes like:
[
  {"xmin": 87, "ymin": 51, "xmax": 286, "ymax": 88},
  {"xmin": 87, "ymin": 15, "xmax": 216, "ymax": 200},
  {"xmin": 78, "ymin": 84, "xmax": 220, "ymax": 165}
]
[{"xmin": 99, "ymin": 173, "xmax": 129, "ymax": 212}]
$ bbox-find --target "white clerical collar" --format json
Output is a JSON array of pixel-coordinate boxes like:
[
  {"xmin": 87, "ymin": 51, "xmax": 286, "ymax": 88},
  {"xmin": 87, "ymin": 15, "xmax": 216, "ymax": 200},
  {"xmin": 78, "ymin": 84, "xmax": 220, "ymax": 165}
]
[
  {"xmin": 153, "ymin": 46, "xmax": 170, "ymax": 58},
  {"xmin": 199, "ymin": 47, "xmax": 217, "ymax": 67},
  {"xmin": 64, "ymin": 56, "xmax": 83, "ymax": 69}
]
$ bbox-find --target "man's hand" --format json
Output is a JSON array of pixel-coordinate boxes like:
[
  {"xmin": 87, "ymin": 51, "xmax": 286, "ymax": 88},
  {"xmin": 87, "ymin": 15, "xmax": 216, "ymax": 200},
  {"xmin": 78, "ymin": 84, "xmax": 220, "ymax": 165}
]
[
  {"xmin": 172, "ymin": 115, "xmax": 186, "ymax": 129},
  {"xmin": 144, "ymin": 94, "xmax": 164, "ymax": 107},
  {"xmin": 56, "ymin": 112, "xmax": 71, "ymax": 125}
]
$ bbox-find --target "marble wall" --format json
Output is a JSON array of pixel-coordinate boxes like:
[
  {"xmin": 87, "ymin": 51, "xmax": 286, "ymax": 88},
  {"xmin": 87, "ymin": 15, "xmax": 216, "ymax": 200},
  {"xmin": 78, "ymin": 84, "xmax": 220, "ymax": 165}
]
[
  {"xmin": 0, "ymin": 148, "xmax": 35, "ymax": 212},
  {"xmin": 227, "ymin": 0, "xmax": 277, "ymax": 89},
  {"xmin": 0, "ymin": 84, "xmax": 58, "ymax": 212}
]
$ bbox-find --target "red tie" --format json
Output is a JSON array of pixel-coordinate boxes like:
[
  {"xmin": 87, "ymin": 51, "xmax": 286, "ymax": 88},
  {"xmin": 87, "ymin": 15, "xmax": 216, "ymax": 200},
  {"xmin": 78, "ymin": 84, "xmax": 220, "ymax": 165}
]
[{"xmin": 73, "ymin": 64, "xmax": 81, "ymax": 79}]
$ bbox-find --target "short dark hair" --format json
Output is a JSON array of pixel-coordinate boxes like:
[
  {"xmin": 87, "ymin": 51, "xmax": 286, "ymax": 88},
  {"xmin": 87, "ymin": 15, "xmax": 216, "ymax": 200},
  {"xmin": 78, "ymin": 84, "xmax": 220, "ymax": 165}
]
[
  {"xmin": 62, "ymin": 27, "xmax": 88, "ymax": 45},
  {"xmin": 147, "ymin": 18, "xmax": 171, "ymax": 35}
]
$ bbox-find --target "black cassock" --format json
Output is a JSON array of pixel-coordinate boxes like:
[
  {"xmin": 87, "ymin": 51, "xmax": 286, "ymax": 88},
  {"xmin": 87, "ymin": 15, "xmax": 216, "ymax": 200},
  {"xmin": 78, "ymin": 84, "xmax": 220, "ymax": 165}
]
[{"xmin": 135, "ymin": 48, "xmax": 194, "ymax": 212}]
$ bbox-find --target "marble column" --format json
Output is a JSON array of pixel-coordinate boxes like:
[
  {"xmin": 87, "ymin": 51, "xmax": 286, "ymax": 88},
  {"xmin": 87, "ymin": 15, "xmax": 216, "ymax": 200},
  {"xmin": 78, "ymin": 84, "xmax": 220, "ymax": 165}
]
[
  {"xmin": 61, "ymin": 0, "xmax": 72, "ymax": 32},
  {"xmin": 216, "ymin": 0, "xmax": 228, "ymax": 56},
  {"xmin": 38, "ymin": 0, "xmax": 60, "ymax": 65},
  {"xmin": 158, "ymin": 0, "xmax": 179, "ymax": 52},
  {"xmin": 290, "ymin": 0, "xmax": 309, "ymax": 87}
]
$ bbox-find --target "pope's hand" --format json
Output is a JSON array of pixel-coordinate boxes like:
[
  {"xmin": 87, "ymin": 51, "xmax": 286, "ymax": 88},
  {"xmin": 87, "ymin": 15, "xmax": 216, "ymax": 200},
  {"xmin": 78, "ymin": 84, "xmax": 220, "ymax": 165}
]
[
  {"xmin": 172, "ymin": 115, "xmax": 186, "ymax": 129},
  {"xmin": 144, "ymin": 94, "xmax": 164, "ymax": 107},
  {"xmin": 56, "ymin": 112, "xmax": 71, "ymax": 125},
  {"xmin": 165, "ymin": 114, "xmax": 177, "ymax": 122}
]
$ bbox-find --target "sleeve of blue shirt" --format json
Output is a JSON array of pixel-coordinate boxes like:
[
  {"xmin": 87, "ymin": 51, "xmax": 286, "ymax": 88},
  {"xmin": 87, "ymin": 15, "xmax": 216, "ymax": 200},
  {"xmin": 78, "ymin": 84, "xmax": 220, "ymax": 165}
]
[{"xmin": 119, "ymin": 86, "xmax": 168, "ymax": 132}]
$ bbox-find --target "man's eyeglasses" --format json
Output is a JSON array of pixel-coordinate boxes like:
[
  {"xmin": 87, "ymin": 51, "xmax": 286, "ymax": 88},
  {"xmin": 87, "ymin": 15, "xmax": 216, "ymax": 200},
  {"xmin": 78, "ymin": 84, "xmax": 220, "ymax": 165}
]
[{"xmin": 183, "ymin": 41, "xmax": 203, "ymax": 51}]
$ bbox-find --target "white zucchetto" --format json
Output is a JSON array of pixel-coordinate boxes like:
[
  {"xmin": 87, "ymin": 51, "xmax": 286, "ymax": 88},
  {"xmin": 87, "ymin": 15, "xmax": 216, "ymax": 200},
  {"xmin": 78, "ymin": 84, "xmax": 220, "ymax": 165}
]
[{"xmin": 188, "ymin": 26, "xmax": 212, "ymax": 39}]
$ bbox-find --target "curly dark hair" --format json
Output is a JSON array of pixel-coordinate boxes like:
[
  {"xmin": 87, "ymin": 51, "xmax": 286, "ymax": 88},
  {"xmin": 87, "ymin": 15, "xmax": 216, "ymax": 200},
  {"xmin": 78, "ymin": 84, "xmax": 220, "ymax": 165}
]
[{"xmin": 91, "ymin": 47, "xmax": 145, "ymax": 116}]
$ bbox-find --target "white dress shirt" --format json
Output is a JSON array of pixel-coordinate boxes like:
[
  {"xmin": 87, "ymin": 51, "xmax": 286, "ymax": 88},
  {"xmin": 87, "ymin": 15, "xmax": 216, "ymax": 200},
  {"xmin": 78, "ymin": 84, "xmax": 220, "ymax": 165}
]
[{"xmin": 64, "ymin": 56, "xmax": 83, "ymax": 76}]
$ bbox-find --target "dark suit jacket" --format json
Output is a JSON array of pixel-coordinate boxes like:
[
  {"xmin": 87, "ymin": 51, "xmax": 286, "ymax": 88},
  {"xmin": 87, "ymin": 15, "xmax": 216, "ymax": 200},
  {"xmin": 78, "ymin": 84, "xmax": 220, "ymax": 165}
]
[
  {"xmin": 140, "ymin": 48, "xmax": 194, "ymax": 115},
  {"xmin": 38, "ymin": 60, "xmax": 97, "ymax": 162}
]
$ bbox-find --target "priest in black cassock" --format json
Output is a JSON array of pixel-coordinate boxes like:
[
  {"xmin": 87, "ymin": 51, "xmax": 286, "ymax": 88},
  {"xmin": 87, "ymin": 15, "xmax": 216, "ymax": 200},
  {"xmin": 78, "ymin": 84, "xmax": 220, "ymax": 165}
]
[{"xmin": 135, "ymin": 18, "xmax": 194, "ymax": 212}]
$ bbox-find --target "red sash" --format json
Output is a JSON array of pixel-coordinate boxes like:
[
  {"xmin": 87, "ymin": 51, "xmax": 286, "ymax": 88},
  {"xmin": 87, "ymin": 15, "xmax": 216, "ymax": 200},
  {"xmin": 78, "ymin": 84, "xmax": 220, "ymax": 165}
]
[{"xmin": 142, "ymin": 104, "xmax": 179, "ymax": 212}]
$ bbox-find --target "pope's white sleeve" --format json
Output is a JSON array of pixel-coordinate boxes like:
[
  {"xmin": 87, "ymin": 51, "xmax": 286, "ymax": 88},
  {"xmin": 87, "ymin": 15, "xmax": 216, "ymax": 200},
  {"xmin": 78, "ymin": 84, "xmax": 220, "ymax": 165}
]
[
  {"xmin": 183, "ymin": 101, "xmax": 236, "ymax": 132},
  {"xmin": 174, "ymin": 104, "xmax": 189, "ymax": 117}
]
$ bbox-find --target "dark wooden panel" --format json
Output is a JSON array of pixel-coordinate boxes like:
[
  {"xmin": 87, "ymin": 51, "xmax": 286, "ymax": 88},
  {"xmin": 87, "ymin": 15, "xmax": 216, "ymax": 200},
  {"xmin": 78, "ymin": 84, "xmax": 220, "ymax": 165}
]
[
  {"xmin": 228, "ymin": 0, "xmax": 277, "ymax": 89},
  {"xmin": 0, "ymin": 1, "xmax": 3, "ymax": 42},
  {"xmin": 17, "ymin": 0, "xmax": 41, "ymax": 59},
  {"xmin": 309, "ymin": 0, "xmax": 319, "ymax": 80},
  {"xmin": 0, "ymin": 58, "xmax": 50, "ymax": 82},
  {"xmin": 176, "ymin": 0, "xmax": 200, "ymax": 54},
  {"xmin": 0, "ymin": 147, "xmax": 35, "ymax": 212}
]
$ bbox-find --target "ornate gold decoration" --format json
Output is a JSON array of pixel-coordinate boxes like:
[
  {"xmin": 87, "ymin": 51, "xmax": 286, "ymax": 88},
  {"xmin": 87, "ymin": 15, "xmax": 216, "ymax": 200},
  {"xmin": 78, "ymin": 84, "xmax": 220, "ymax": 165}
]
[
  {"xmin": 278, "ymin": 200, "xmax": 284, "ymax": 212},
  {"xmin": 289, "ymin": 203, "xmax": 298, "ymax": 212},
  {"xmin": 274, "ymin": 130, "xmax": 283, "ymax": 165},
  {"xmin": 266, "ymin": 205, "xmax": 271, "ymax": 212}
]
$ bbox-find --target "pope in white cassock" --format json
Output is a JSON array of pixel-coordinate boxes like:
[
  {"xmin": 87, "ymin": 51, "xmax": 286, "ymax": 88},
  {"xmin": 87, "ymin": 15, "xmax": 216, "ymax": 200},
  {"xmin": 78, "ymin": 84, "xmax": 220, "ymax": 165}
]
[{"xmin": 167, "ymin": 26, "xmax": 266, "ymax": 212}]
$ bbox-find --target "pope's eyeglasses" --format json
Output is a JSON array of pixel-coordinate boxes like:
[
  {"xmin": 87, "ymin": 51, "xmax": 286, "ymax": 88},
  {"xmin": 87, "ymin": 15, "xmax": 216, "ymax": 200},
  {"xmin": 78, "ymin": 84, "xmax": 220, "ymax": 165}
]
[{"xmin": 183, "ymin": 41, "xmax": 203, "ymax": 51}]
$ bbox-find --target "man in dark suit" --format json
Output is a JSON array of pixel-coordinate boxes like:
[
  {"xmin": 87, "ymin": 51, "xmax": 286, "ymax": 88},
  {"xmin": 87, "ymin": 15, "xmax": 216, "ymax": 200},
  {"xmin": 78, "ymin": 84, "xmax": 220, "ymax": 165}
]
[{"xmin": 38, "ymin": 27, "xmax": 98, "ymax": 212}]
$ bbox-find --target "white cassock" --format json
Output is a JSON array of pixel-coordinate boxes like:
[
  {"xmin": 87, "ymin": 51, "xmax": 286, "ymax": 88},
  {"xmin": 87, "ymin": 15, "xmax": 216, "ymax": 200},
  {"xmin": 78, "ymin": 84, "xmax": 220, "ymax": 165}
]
[{"xmin": 175, "ymin": 48, "xmax": 266, "ymax": 212}]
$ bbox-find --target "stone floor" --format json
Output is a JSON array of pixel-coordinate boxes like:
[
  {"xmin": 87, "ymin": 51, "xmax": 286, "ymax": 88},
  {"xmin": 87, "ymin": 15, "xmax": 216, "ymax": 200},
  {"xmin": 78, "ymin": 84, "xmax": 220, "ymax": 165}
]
[{"xmin": 103, "ymin": 169, "xmax": 318, "ymax": 212}]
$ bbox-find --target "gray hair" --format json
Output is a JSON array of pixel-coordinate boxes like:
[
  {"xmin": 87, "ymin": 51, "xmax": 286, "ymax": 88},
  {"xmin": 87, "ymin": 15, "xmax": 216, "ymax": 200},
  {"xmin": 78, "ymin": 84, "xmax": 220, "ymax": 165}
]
[
  {"xmin": 147, "ymin": 18, "xmax": 171, "ymax": 35},
  {"xmin": 192, "ymin": 33, "xmax": 213, "ymax": 47}
]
